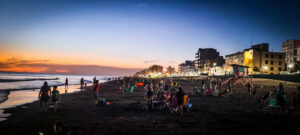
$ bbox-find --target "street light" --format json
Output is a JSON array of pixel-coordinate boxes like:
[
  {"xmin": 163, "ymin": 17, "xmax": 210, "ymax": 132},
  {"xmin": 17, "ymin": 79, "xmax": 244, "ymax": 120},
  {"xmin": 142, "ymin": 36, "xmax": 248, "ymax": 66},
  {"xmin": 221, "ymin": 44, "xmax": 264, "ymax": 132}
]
[
  {"xmin": 288, "ymin": 64, "xmax": 294, "ymax": 73},
  {"xmin": 263, "ymin": 66, "xmax": 268, "ymax": 70}
]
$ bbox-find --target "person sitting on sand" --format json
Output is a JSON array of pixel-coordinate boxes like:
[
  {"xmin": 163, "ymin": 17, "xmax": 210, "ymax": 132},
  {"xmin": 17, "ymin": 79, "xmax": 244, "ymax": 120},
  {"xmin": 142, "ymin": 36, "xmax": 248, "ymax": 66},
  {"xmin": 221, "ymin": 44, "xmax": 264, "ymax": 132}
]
[
  {"xmin": 54, "ymin": 120, "xmax": 71, "ymax": 135},
  {"xmin": 38, "ymin": 82, "xmax": 51, "ymax": 111},
  {"xmin": 52, "ymin": 86, "xmax": 59, "ymax": 112},
  {"xmin": 176, "ymin": 87, "xmax": 185, "ymax": 115},
  {"xmin": 206, "ymin": 87, "xmax": 212, "ymax": 96}
]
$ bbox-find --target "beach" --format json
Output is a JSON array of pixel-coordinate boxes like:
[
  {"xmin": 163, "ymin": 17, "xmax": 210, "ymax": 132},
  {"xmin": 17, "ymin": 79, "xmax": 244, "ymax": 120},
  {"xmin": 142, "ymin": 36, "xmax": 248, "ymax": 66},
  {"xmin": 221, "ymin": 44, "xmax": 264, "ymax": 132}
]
[{"xmin": 0, "ymin": 78, "xmax": 300, "ymax": 135}]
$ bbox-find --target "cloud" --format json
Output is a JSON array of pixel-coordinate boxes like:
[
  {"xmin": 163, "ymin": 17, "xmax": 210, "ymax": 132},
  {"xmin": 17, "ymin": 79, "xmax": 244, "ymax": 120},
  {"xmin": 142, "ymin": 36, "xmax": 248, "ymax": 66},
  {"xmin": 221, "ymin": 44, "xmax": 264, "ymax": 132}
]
[
  {"xmin": 0, "ymin": 57, "xmax": 51, "ymax": 68},
  {"xmin": 0, "ymin": 57, "xmax": 142, "ymax": 76},
  {"xmin": 144, "ymin": 60, "xmax": 158, "ymax": 64}
]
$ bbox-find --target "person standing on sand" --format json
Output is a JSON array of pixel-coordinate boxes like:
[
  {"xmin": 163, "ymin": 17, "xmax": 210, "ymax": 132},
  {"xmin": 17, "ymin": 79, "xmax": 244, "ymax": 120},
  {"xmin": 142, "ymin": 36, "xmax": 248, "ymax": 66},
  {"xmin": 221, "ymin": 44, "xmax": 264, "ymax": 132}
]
[
  {"xmin": 94, "ymin": 80, "xmax": 100, "ymax": 104},
  {"xmin": 65, "ymin": 77, "xmax": 68, "ymax": 93},
  {"xmin": 38, "ymin": 82, "xmax": 51, "ymax": 111},
  {"xmin": 176, "ymin": 87, "xmax": 185, "ymax": 115},
  {"xmin": 93, "ymin": 76, "xmax": 96, "ymax": 86},
  {"xmin": 52, "ymin": 86, "xmax": 59, "ymax": 112},
  {"xmin": 247, "ymin": 82, "xmax": 252, "ymax": 95},
  {"xmin": 276, "ymin": 83, "xmax": 286, "ymax": 114},
  {"xmin": 80, "ymin": 77, "xmax": 84, "ymax": 90}
]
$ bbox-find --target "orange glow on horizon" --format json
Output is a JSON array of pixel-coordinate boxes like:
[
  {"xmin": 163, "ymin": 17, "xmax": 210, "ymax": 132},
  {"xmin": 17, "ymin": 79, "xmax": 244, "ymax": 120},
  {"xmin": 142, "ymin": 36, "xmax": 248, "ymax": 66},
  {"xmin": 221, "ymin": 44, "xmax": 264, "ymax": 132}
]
[
  {"xmin": 55, "ymin": 69, "xmax": 69, "ymax": 73},
  {"xmin": 0, "ymin": 67, "xmax": 48, "ymax": 73}
]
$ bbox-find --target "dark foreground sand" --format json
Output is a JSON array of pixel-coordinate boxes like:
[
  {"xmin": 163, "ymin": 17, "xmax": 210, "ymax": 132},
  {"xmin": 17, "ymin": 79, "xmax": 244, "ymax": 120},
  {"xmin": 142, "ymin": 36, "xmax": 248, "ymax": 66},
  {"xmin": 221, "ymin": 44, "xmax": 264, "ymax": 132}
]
[{"xmin": 1, "ymin": 80, "xmax": 300, "ymax": 135}]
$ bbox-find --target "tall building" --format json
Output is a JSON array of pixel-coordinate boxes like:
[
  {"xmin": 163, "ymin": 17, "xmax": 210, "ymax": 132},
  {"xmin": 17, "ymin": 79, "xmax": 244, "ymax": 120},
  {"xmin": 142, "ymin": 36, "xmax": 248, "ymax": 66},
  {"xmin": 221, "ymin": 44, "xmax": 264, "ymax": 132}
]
[
  {"xmin": 178, "ymin": 60, "xmax": 196, "ymax": 76},
  {"xmin": 195, "ymin": 48, "xmax": 225, "ymax": 72},
  {"xmin": 282, "ymin": 39, "xmax": 300, "ymax": 72},
  {"xmin": 225, "ymin": 43, "xmax": 285, "ymax": 75}
]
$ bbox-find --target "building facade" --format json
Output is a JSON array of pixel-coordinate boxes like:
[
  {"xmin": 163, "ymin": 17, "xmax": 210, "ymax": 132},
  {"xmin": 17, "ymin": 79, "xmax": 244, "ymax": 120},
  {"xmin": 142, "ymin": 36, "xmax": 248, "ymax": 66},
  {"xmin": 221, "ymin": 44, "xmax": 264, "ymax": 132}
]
[
  {"xmin": 225, "ymin": 43, "xmax": 285, "ymax": 75},
  {"xmin": 282, "ymin": 39, "xmax": 300, "ymax": 72},
  {"xmin": 178, "ymin": 60, "xmax": 196, "ymax": 76},
  {"xmin": 195, "ymin": 48, "xmax": 225, "ymax": 73},
  {"xmin": 225, "ymin": 52, "xmax": 244, "ymax": 72}
]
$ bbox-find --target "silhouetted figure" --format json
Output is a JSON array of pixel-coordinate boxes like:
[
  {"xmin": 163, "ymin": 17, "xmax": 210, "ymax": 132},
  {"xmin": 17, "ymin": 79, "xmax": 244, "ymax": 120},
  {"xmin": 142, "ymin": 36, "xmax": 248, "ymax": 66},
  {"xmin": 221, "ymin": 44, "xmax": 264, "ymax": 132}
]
[
  {"xmin": 276, "ymin": 83, "xmax": 286, "ymax": 114},
  {"xmin": 176, "ymin": 87, "xmax": 185, "ymax": 115},
  {"xmin": 65, "ymin": 77, "xmax": 68, "ymax": 93},
  {"xmin": 52, "ymin": 86, "xmax": 59, "ymax": 112},
  {"xmin": 38, "ymin": 82, "xmax": 51, "ymax": 112},
  {"xmin": 80, "ymin": 77, "xmax": 84, "ymax": 90}
]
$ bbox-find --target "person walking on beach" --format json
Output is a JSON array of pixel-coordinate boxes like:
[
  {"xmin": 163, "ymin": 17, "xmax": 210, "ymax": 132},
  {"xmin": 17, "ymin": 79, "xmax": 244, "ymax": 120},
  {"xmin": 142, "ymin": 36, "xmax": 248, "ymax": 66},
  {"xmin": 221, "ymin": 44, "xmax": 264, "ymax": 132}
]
[
  {"xmin": 38, "ymin": 82, "xmax": 51, "ymax": 111},
  {"xmin": 65, "ymin": 78, "xmax": 68, "ymax": 93},
  {"xmin": 52, "ymin": 86, "xmax": 59, "ymax": 112}
]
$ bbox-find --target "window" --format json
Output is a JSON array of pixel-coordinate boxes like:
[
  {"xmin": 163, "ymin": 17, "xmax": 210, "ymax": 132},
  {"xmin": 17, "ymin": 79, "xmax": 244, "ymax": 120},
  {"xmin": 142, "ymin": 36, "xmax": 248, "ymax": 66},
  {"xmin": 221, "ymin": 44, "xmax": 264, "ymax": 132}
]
[
  {"xmin": 279, "ymin": 55, "xmax": 282, "ymax": 59},
  {"xmin": 271, "ymin": 55, "xmax": 274, "ymax": 58},
  {"xmin": 265, "ymin": 60, "xmax": 268, "ymax": 64},
  {"xmin": 279, "ymin": 67, "xmax": 282, "ymax": 71},
  {"xmin": 271, "ymin": 61, "xmax": 274, "ymax": 65},
  {"xmin": 279, "ymin": 61, "xmax": 282, "ymax": 65},
  {"xmin": 271, "ymin": 67, "xmax": 274, "ymax": 71},
  {"xmin": 265, "ymin": 53, "xmax": 269, "ymax": 58}
]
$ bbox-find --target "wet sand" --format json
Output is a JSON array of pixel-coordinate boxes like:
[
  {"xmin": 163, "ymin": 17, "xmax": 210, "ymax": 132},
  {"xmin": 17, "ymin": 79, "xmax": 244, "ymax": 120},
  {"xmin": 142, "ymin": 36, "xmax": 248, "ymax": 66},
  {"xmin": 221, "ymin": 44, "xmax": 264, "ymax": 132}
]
[{"xmin": 0, "ymin": 79, "xmax": 300, "ymax": 135}]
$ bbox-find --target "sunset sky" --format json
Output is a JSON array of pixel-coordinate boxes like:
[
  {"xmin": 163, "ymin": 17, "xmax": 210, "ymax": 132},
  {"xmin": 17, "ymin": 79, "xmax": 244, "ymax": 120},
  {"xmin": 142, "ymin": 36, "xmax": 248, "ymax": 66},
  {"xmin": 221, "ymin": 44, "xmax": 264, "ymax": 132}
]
[{"xmin": 0, "ymin": 0, "xmax": 300, "ymax": 75}]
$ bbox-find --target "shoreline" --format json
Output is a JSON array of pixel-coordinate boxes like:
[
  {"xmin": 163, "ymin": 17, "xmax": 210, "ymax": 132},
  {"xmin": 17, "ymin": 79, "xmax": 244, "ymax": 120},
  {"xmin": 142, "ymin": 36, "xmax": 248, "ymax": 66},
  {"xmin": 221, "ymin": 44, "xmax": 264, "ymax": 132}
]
[{"xmin": 0, "ymin": 84, "xmax": 91, "ymax": 121}]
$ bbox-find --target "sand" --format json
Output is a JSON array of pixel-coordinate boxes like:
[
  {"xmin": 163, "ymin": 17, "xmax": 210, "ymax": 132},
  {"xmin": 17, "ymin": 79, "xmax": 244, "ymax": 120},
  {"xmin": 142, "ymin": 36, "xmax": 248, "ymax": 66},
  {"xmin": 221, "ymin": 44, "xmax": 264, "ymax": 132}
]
[{"xmin": 0, "ymin": 79, "xmax": 300, "ymax": 135}]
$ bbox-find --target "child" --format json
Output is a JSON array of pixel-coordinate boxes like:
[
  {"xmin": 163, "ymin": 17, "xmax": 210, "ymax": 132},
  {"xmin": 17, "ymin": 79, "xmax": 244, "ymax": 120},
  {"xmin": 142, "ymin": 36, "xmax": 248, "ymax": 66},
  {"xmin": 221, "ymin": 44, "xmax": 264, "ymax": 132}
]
[{"xmin": 52, "ymin": 86, "xmax": 59, "ymax": 112}]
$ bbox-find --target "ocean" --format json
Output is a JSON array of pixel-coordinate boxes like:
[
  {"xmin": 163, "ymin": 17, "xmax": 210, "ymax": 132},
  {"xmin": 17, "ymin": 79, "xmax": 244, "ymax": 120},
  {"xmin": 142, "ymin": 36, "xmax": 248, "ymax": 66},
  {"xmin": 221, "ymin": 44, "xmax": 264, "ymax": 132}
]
[{"xmin": 0, "ymin": 72, "xmax": 114, "ymax": 121}]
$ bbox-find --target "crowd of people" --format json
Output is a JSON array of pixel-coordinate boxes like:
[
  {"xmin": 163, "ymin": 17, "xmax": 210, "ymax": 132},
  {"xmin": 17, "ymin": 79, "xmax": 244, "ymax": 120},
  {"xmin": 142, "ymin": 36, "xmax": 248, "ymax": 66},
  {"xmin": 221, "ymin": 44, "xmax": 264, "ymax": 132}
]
[
  {"xmin": 114, "ymin": 77, "xmax": 191, "ymax": 115},
  {"xmin": 36, "ymin": 76, "xmax": 300, "ymax": 134}
]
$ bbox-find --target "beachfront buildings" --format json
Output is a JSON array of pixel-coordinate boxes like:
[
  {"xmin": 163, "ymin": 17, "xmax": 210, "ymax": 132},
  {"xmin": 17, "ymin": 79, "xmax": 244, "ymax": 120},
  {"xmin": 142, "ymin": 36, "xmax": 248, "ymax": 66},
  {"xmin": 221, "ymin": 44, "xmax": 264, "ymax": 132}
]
[
  {"xmin": 178, "ymin": 60, "xmax": 196, "ymax": 76},
  {"xmin": 225, "ymin": 43, "xmax": 285, "ymax": 75},
  {"xmin": 282, "ymin": 39, "xmax": 300, "ymax": 72},
  {"xmin": 194, "ymin": 48, "xmax": 225, "ymax": 74}
]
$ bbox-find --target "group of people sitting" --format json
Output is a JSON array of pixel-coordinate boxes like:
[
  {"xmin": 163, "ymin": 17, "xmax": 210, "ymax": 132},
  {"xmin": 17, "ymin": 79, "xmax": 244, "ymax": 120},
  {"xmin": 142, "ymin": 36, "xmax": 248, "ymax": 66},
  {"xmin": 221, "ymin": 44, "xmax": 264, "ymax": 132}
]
[
  {"xmin": 192, "ymin": 78, "xmax": 225, "ymax": 97},
  {"xmin": 143, "ymin": 79, "xmax": 190, "ymax": 115},
  {"xmin": 115, "ymin": 77, "xmax": 136, "ymax": 94},
  {"xmin": 259, "ymin": 83, "xmax": 300, "ymax": 115}
]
